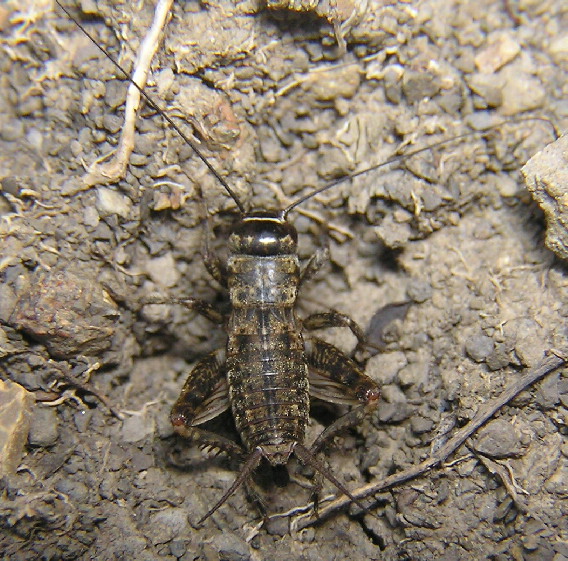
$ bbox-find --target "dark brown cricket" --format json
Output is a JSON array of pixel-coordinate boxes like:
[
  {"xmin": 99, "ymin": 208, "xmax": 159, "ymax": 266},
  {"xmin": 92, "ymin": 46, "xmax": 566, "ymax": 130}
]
[{"xmin": 170, "ymin": 211, "xmax": 380, "ymax": 522}]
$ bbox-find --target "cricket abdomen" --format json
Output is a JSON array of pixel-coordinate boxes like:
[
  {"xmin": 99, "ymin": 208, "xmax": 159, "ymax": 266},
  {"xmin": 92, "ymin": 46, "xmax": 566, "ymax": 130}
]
[{"xmin": 226, "ymin": 253, "xmax": 309, "ymax": 462}]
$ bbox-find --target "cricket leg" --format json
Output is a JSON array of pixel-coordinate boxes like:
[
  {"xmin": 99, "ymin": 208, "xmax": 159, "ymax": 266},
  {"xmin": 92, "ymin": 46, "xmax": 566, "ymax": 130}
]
[
  {"xmin": 171, "ymin": 348, "xmax": 243, "ymax": 459},
  {"xmin": 142, "ymin": 296, "xmax": 225, "ymax": 324},
  {"xmin": 172, "ymin": 350, "xmax": 269, "ymax": 524},
  {"xmin": 306, "ymin": 338, "xmax": 379, "ymax": 450},
  {"xmin": 304, "ymin": 337, "xmax": 380, "ymax": 513},
  {"xmin": 202, "ymin": 230, "xmax": 228, "ymax": 288},
  {"xmin": 303, "ymin": 311, "xmax": 367, "ymax": 350},
  {"xmin": 299, "ymin": 248, "xmax": 329, "ymax": 284}
]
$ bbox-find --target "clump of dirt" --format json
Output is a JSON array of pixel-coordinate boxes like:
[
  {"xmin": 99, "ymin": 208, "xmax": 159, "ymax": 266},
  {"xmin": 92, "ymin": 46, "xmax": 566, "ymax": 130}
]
[
  {"xmin": 0, "ymin": 0, "xmax": 566, "ymax": 560},
  {"xmin": 522, "ymin": 132, "xmax": 568, "ymax": 261}
]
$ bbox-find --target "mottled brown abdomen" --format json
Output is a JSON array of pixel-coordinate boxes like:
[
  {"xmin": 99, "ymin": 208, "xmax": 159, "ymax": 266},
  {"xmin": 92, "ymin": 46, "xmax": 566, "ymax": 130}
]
[{"xmin": 226, "ymin": 254, "xmax": 309, "ymax": 462}]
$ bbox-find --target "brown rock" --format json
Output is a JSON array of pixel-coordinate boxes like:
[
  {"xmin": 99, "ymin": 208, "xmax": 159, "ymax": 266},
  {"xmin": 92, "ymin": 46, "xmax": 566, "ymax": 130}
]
[{"xmin": 0, "ymin": 379, "xmax": 35, "ymax": 476}]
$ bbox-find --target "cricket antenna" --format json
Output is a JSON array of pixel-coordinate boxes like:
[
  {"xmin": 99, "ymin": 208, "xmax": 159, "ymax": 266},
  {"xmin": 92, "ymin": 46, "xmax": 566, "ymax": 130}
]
[
  {"xmin": 282, "ymin": 116, "xmax": 558, "ymax": 218},
  {"xmin": 55, "ymin": 0, "xmax": 246, "ymax": 214}
]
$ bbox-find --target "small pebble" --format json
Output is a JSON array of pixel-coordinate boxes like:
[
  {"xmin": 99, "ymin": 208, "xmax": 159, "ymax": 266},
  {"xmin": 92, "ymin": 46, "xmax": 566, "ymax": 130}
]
[
  {"xmin": 472, "ymin": 418, "xmax": 524, "ymax": 458},
  {"xmin": 28, "ymin": 406, "xmax": 59, "ymax": 447},
  {"xmin": 96, "ymin": 187, "xmax": 132, "ymax": 219},
  {"xmin": 121, "ymin": 413, "xmax": 155, "ymax": 443},
  {"xmin": 465, "ymin": 333, "xmax": 494, "ymax": 362}
]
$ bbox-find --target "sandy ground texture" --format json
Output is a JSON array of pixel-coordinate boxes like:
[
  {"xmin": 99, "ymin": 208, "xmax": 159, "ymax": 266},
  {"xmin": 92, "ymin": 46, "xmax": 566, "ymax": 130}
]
[{"xmin": 1, "ymin": 0, "xmax": 567, "ymax": 559}]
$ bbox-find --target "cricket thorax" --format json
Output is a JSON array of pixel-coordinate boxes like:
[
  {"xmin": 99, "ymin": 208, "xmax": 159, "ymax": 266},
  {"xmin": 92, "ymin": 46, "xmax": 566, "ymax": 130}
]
[{"xmin": 227, "ymin": 254, "xmax": 300, "ymax": 307}]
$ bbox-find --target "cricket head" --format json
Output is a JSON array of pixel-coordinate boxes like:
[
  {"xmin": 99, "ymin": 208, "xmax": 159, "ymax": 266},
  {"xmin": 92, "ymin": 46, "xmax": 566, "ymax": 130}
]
[{"xmin": 229, "ymin": 211, "xmax": 298, "ymax": 256}]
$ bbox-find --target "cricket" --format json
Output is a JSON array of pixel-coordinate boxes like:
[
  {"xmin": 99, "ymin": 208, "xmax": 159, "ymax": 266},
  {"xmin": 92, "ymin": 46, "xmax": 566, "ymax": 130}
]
[{"xmin": 1, "ymin": 2, "xmax": 564, "ymax": 555}]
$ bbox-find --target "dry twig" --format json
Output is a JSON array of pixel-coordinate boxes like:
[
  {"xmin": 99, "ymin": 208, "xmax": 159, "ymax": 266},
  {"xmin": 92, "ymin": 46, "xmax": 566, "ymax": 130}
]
[
  {"xmin": 291, "ymin": 350, "xmax": 566, "ymax": 529},
  {"xmin": 80, "ymin": 0, "xmax": 174, "ymax": 187}
]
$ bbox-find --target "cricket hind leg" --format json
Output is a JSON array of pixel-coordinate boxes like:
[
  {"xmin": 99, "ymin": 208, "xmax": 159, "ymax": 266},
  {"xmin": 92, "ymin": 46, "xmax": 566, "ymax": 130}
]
[
  {"xmin": 294, "ymin": 443, "xmax": 372, "ymax": 518},
  {"xmin": 197, "ymin": 447, "xmax": 264, "ymax": 525},
  {"xmin": 304, "ymin": 337, "xmax": 380, "ymax": 514},
  {"xmin": 172, "ymin": 349, "xmax": 269, "ymax": 523},
  {"xmin": 171, "ymin": 348, "xmax": 244, "ymax": 461},
  {"xmin": 201, "ymin": 454, "xmax": 291, "ymax": 525}
]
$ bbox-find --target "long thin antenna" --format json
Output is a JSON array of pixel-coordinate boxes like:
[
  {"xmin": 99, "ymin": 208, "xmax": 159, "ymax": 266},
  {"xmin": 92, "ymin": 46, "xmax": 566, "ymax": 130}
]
[
  {"xmin": 282, "ymin": 116, "xmax": 558, "ymax": 217},
  {"xmin": 54, "ymin": 0, "xmax": 246, "ymax": 214}
]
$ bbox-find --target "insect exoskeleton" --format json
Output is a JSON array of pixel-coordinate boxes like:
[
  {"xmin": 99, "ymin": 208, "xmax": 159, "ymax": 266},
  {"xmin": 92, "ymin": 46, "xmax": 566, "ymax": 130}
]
[{"xmin": 169, "ymin": 205, "xmax": 381, "ymax": 523}]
